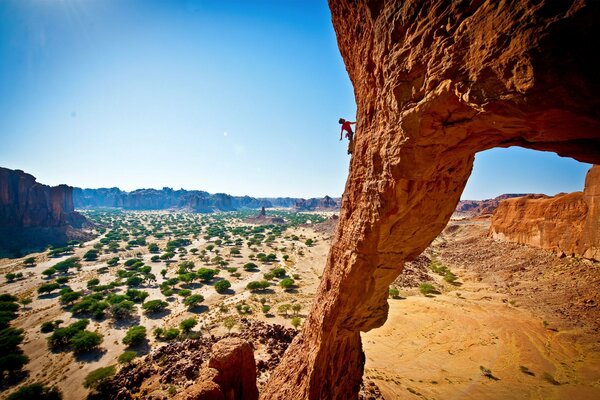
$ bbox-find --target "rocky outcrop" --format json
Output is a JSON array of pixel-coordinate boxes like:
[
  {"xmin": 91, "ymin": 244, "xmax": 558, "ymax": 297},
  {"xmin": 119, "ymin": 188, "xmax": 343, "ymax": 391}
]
[
  {"xmin": 0, "ymin": 168, "xmax": 89, "ymax": 255},
  {"xmin": 0, "ymin": 167, "xmax": 85, "ymax": 228},
  {"xmin": 294, "ymin": 196, "xmax": 340, "ymax": 211},
  {"xmin": 490, "ymin": 165, "xmax": 599, "ymax": 260},
  {"xmin": 456, "ymin": 194, "xmax": 529, "ymax": 216},
  {"xmin": 175, "ymin": 338, "xmax": 258, "ymax": 400},
  {"xmin": 245, "ymin": 207, "xmax": 286, "ymax": 225},
  {"xmin": 73, "ymin": 187, "xmax": 337, "ymax": 213},
  {"xmin": 262, "ymin": 1, "xmax": 600, "ymax": 399}
]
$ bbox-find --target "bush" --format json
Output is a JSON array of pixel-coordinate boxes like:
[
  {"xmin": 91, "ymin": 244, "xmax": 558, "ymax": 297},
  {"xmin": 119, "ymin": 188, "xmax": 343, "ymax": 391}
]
[
  {"xmin": 7, "ymin": 383, "xmax": 62, "ymax": 400},
  {"xmin": 142, "ymin": 299, "xmax": 168, "ymax": 314},
  {"xmin": 419, "ymin": 283, "xmax": 435, "ymax": 295},
  {"xmin": 243, "ymin": 262, "xmax": 258, "ymax": 271},
  {"xmin": 59, "ymin": 290, "xmax": 81, "ymax": 305},
  {"xmin": 262, "ymin": 305, "xmax": 271, "ymax": 314},
  {"xmin": 388, "ymin": 287, "xmax": 400, "ymax": 299},
  {"xmin": 126, "ymin": 289, "xmax": 149, "ymax": 303},
  {"xmin": 110, "ymin": 300, "xmax": 136, "ymax": 320},
  {"xmin": 279, "ymin": 278, "xmax": 295, "ymax": 290},
  {"xmin": 70, "ymin": 330, "xmax": 103, "ymax": 353},
  {"xmin": 247, "ymin": 280, "xmax": 270, "ymax": 291},
  {"xmin": 180, "ymin": 318, "xmax": 197, "ymax": 333},
  {"xmin": 87, "ymin": 278, "xmax": 100, "ymax": 288},
  {"xmin": 118, "ymin": 350, "xmax": 137, "ymax": 364},
  {"xmin": 196, "ymin": 268, "xmax": 218, "ymax": 282},
  {"xmin": 305, "ymin": 239, "xmax": 313, "ymax": 246},
  {"xmin": 122, "ymin": 326, "xmax": 147, "ymax": 346},
  {"xmin": 271, "ymin": 268, "xmax": 286, "ymax": 278},
  {"xmin": 41, "ymin": 321, "xmax": 58, "ymax": 333},
  {"xmin": 163, "ymin": 328, "xmax": 180, "ymax": 341},
  {"xmin": 214, "ymin": 280, "xmax": 231, "ymax": 293},
  {"xmin": 291, "ymin": 316, "xmax": 302, "ymax": 329},
  {"xmin": 38, "ymin": 282, "xmax": 60, "ymax": 294},
  {"xmin": 83, "ymin": 365, "xmax": 116, "ymax": 389},
  {"xmin": 184, "ymin": 294, "xmax": 204, "ymax": 308}
]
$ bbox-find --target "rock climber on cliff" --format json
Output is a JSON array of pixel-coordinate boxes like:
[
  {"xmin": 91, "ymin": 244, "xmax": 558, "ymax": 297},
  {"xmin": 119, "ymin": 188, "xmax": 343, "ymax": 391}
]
[{"xmin": 339, "ymin": 118, "xmax": 356, "ymax": 155}]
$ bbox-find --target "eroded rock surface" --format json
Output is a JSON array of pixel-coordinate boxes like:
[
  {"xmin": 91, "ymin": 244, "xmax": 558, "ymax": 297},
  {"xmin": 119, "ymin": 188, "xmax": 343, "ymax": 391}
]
[
  {"xmin": 0, "ymin": 167, "xmax": 89, "ymax": 255},
  {"xmin": 262, "ymin": 1, "xmax": 600, "ymax": 399},
  {"xmin": 490, "ymin": 165, "xmax": 599, "ymax": 260}
]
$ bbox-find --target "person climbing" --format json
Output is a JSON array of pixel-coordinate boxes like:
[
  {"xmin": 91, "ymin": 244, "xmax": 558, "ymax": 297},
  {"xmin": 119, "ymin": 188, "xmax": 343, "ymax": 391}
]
[{"xmin": 339, "ymin": 118, "xmax": 356, "ymax": 155}]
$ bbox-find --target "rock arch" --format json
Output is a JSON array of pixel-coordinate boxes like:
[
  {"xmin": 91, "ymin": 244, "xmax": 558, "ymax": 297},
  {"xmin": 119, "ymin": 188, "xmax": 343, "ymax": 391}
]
[{"xmin": 261, "ymin": 1, "xmax": 600, "ymax": 398}]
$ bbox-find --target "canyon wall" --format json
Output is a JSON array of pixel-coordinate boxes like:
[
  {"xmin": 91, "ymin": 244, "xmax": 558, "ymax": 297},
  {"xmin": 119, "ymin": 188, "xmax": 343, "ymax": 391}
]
[
  {"xmin": 262, "ymin": 1, "xmax": 600, "ymax": 399},
  {"xmin": 490, "ymin": 165, "xmax": 599, "ymax": 260},
  {"xmin": 456, "ymin": 193, "xmax": 529, "ymax": 216},
  {"xmin": 73, "ymin": 187, "xmax": 338, "ymax": 212},
  {"xmin": 0, "ymin": 167, "xmax": 88, "ymax": 256},
  {"xmin": 0, "ymin": 167, "xmax": 85, "ymax": 229}
]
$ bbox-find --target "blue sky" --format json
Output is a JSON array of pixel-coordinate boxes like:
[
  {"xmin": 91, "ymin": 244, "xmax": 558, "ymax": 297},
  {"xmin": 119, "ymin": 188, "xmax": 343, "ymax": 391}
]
[{"xmin": 0, "ymin": 0, "xmax": 591, "ymax": 199}]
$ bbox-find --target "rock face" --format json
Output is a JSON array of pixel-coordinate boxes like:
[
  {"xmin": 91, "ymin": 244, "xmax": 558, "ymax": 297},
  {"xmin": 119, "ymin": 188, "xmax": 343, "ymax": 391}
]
[
  {"xmin": 490, "ymin": 165, "xmax": 599, "ymax": 260},
  {"xmin": 294, "ymin": 195, "xmax": 340, "ymax": 211},
  {"xmin": 455, "ymin": 193, "xmax": 529, "ymax": 216},
  {"xmin": 73, "ymin": 187, "xmax": 337, "ymax": 213},
  {"xmin": 261, "ymin": 1, "xmax": 600, "ymax": 399},
  {"xmin": 0, "ymin": 167, "xmax": 85, "ymax": 228},
  {"xmin": 0, "ymin": 168, "xmax": 88, "ymax": 255},
  {"xmin": 175, "ymin": 338, "xmax": 259, "ymax": 400}
]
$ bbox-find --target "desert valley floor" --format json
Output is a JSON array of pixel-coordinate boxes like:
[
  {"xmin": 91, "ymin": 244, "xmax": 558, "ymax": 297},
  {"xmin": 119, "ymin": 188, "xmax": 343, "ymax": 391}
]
[{"xmin": 1, "ymin": 210, "xmax": 599, "ymax": 400}]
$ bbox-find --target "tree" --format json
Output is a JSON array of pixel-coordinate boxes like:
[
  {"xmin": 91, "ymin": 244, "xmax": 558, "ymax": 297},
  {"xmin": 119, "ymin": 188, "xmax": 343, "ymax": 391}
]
[
  {"xmin": 291, "ymin": 317, "xmax": 302, "ymax": 329},
  {"xmin": 70, "ymin": 330, "xmax": 103, "ymax": 353},
  {"xmin": 148, "ymin": 243, "xmax": 159, "ymax": 253},
  {"xmin": 83, "ymin": 250, "xmax": 99, "ymax": 261},
  {"xmin": 38, "ymin": 282, "xmax": 60, "ymax": 294},
  {"xmin": 110, "ymin": 300, "xmax": 136, "ymax": 320},
  {"xmin": 179, "ymin": 318, "xmax": 197, "ymax": 333},
  {"xmin": 23, "ymin": 257, "xmax": 37, "ymax": 267},
  {"xmin": 243, "ymin": 262, "xmax": 259, "ymax": 271},
  {"xmin": 305, "ymin": 239, "xmax": 314, "ymax": 246},
  {"xmin": 163, "ymin": 328, "xmax": 180, "ymax": 341},
  {"xmin": 223, "ymin": 316, "xmax": 236, "ymax": 332},
  {"xmin": 246, "ymin": 280, "xmax": 270, "ymax": 291},
  {"xmin": 279, "ymin": 278, "xmax": 295, "ymax": 290},
  {"xmin": 388, "ymin": 287, "xmax": 400, "ymax": 299},
  {"xmin": 59, "ymin": 291, "xmax": 81, "ymax": 305},
  {"xmin": 122, "ymin": 326, "xmax": 147, "ymax": 346},
  {"xmin": 42, "ymin": 268, "xmax": 57, "ymax": 278},
  {"xmin": 262, "ymin": 305, "xmax": 271, "ymax": 314},
  {"xmin": 197, "ymin": 268, "xmax": 218, "ymax": 282},
  {"xmin": 271, "ymin": 268, "xmax": 286, "ymax": 278},
  {"xmin": 142, "ymin": 299, "xmax": 168, "ymax": 314},
  {"xmin": 7, "ymin": 383, "xmax": 62, "ymax": 400},
  {"xmin": 214, "ymin": 280, "xmax": 231, "ymax": 293},
  {"xmin": 277, "ymin": 304, "xmax": 291, "ymax": 316},
  {"xmin": 184, "ymin": 294, "xmax": 204, "ymax": 309},
  {"xmin": 419, "ymin": 283, "xmax": 435, "ymax": 295},
  {"xmin": 87, "ymin": 278, "xmax": 100, "ymax": 288},
  {"xmin": 291, "ymin": 303, "xmax": 302, "ymax": 316}
]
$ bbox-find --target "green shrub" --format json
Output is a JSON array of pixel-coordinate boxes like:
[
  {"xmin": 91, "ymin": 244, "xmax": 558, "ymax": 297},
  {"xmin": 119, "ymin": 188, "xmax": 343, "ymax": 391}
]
[
  {"xmin": 214, "ymin": 280, "xmax": 231, "ymax": 293},
  {"xmin": 419, "ymin": 283, "xmax": 435, "ymax": 295},
  {"xmin": 279, "ymin": 278, "xmax": 295, "ymax": 290},
  {"xmin": 70, "ymin": 330, "xmax": 103, "ymax": 353},
  {"xmin": 142, "ymin": 299, "xmax": 168, "ymax": 314},
  {"xmin": 122, "ymin": 326, "xmax": 146, "ymax": 346},
  {"xmin": 179, "ymin": 318, "xmax": 197, "ymax": 333},
  {"xmin": 118, "ymin": 351, "xmax": 137, "ymax": 364},
  {"xmin": 83, "ymin": 365, "xmax": 116, "ymax": 389},
  {"xmin": 246, "ymin": 280, "xmax": 270, "ymax": 291},
  {"xmin": 183, "ymin": 294, "xmax": 204, "ymax": 308}
]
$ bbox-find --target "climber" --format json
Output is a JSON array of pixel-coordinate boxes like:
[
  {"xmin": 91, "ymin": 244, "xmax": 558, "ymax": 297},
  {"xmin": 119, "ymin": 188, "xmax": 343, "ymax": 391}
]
[{"xmin": 339, "ymin": 118, "xmax": 356, "ymax": 155}]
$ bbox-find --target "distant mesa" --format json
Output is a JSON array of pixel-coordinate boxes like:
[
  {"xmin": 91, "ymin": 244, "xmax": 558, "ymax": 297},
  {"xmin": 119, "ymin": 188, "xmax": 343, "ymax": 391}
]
[
  {"xmin": 0, "ymin": 167, "xmax": 92, "ymax": 257},
  {"xmin": 245, "ymin": 207, "xmax": 286, "ymax": 225},
  {"xmin": 73, "ymin": 187, "xmax": 340, "ymax": 213},
  {"xmin": 490, "ymin": 165, "xmax": 599, "ymax": 261},
  {"xmin": 294, "ymin": 195, "xmax": 340, "ymax": 211},
  {"xmin": 454, "ymin": 194, "xmax": 530, "ymax": 217}
]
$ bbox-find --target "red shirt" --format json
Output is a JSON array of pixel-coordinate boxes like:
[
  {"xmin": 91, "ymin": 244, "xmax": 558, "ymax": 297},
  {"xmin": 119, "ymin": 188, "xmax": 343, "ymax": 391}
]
[{"xmin": 342, "ymin": 121, "xmax": 354, "ymax": 133}]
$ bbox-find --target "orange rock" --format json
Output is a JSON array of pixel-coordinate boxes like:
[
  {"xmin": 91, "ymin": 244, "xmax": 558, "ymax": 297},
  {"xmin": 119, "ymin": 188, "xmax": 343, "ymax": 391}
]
[
  {"xmin": 490, "ymin": 166, "xmax": 599, "ymax": 260},
  {"xmin": 175, "ymin": 338, "xmax": 258, "ymax": 400},
  {"xmin": 262, "ymin": 1, "xmax": 600, "ymax": 399}
]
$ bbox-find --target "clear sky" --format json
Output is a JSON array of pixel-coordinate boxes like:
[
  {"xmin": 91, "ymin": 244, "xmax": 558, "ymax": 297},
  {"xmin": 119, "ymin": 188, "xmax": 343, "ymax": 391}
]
[{"xmin": 0, "ymin": 0, "xmax": 591, "ymax": 199}]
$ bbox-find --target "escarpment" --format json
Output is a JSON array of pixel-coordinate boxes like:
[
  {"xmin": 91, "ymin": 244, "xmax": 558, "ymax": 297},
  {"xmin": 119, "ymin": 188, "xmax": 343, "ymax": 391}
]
[
  {"xmin": 0, "ymin": 167, "xmax": 89, "ymax": 255},
  {"xmin": 261, "ymin": 1, "xmax": 600, "ymax": 399},
  {"xmin": 490, "ymin": 165, "xmax": 599, "ymax": 260}
]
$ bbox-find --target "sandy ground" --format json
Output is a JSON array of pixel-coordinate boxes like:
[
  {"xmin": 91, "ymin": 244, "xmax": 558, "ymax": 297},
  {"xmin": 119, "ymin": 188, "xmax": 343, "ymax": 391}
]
[
  {"xmin": 0, "ymin": 212, "xmax": 330, "ymax": 400},
  {"xmin": 2, "ymin": 212, "xmax": 599, "ymax": 400}
]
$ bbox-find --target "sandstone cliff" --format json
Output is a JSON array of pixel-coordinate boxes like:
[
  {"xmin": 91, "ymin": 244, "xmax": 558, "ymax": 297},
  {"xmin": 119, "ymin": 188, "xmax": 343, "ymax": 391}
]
[
  {"xmin": 490, "ymin": 165, "xmax": 599, "ymax": 260},
  {"xmin": 456, "ymin": 193, "xmax": 529, "ymax": 216},
  {"xmin": 0, "ymin": 167, "xmax": 89, "ymax": 256},
  {"xmin": 73, "ymin": 187, "xmax": 338, "ymax": 213},
  {"xmin": 261, "ymin": 1, "xmax": 600, "ymax": 399},
  {"xmin": 0, "ymin": 167, "xmax": 85, "ymax": 228}
]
